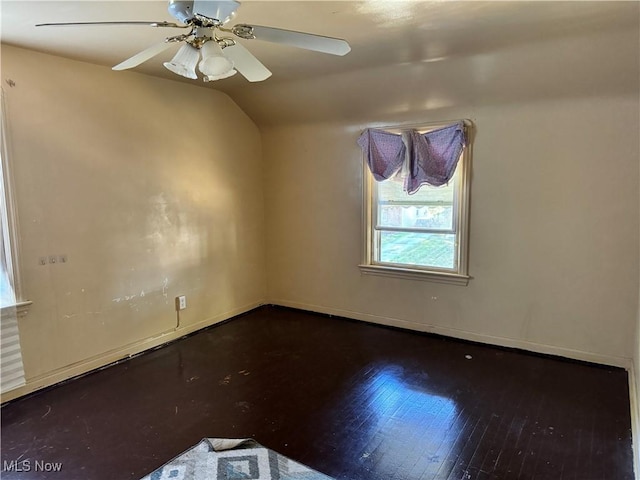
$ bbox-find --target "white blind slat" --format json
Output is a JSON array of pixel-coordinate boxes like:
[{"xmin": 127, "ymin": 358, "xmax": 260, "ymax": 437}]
[{"xmin": 0, "ymin": 309, "xmax": 25, "ymax": 393}]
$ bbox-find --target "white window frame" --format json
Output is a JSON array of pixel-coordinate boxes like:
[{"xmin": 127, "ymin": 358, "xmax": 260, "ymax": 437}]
[
  {"xmin": 359, "ymin": 120, "xmax": 472, "ymax": 286},
  {"xmin": 0, "ymin": 88, "xmax": 30, "ymax": 316}
]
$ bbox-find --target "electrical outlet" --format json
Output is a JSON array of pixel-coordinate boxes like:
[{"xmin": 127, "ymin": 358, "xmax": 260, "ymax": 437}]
[{"xmin": 176, "ymin": 295, "xmax": 187, "ymax": 311}]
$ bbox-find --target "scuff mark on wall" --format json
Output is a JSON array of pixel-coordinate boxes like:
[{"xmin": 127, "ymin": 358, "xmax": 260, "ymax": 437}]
[
  {"xmin": 112, "ymin": 295, "xmax": 137, "ymax": 303},
  {"xmin": 112, "ymin": 280, "xmax": 169, "ymax": 306},
  {"xmin": 63, "ymin": 312, "xmax": 103, "ymax": 319}
]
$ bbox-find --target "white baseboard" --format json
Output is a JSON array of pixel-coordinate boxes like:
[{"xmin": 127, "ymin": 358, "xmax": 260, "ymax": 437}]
[
  {"xmin": 0, "ymin": 301, "xmax": 263, "ymax": 403},
  {"xmin": 271, "ymin": 299, "xmax": 633, "ymax": 369}
]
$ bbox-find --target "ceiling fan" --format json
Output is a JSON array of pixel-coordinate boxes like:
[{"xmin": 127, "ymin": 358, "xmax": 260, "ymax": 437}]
[{"xmin": 36, "ymin": 0, "xmax": 351, "ymax": 82}]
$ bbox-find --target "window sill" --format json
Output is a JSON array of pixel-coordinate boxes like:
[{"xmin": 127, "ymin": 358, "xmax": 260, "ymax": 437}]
[
  {"xmin": 359, "ymin": 264, "xmax": 470, "ymax": 285},
  {"xmin": 1, "ymin": 301, "xmax": 33, "ymax": 318}
]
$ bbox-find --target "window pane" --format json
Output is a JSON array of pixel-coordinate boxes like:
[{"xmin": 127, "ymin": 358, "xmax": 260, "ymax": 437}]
[
  {"xmin": 378, "ymin": 177, "xmax": 456, "ymax": 203},
  {"xmin": 379, "ymin": 205, "xmax": 454, "ymax": 230},
  {"xmin": 378, "ymin": 231, "xmax": 456, "ymax": 270},
  {"xmin": 0, "ymin": 264, "xmax": 14, "ymax": 307},
  {"xmin": 377, "ymin": 176, "xmax": 456, "ymax": 231}
]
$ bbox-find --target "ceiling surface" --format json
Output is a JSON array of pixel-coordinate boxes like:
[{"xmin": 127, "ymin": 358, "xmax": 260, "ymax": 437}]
[{"xmin": 2, "ymin": 1, "xmax": 639, "ymax": 125}]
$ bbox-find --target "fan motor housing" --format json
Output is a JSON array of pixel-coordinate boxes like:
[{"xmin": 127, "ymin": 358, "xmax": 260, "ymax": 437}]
[{"xmin": 168, "ymin": 0, "xmax": 240, "ymax": 24}]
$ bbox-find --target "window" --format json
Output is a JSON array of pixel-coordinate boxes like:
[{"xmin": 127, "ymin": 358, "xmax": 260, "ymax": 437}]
[
  {"xmin": 1, "ymin": 87, "xmax": 28, "ymax": 394},
  {"xmin": 1, "ymin": 90, "xmax": 17, "ymax": 308},
  {"xmin": 359, "ymin": 121, "xmax": 472, "ymax": 285},
  {"xmin": 0, "ymin": 158, "xmax": 15, "ymax": 307},
  {"xmin": 0, "ymin": 88, "xmax": 28, "ymax": 310}
]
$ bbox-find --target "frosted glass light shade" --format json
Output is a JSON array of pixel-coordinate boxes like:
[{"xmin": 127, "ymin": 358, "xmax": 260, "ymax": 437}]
[
  {"xmin": 199, "ymin": 41, "xmax": 234, "ymax": 79},
  {"xmin": 164, "ymin": 44, "xmax": 199, "ymax": 79},
  {"xmin": 203, "ymin": 69, "xmax": 237, "ymax": 82}
]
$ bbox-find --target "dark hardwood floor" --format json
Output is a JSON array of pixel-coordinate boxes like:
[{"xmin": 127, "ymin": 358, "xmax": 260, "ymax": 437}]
[{"xmin": 0, "ymin": 306, "xmax": 635, "ymax": 479}]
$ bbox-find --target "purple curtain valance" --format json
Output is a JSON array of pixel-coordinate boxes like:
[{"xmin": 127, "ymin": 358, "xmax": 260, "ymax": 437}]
[
  {"xmin": 356, "ymin": 128, "xmax": 405, "ymax": 182},
  {"xmin": 358, "ymin": 122, "xmax": 466, "ymax": 194}
]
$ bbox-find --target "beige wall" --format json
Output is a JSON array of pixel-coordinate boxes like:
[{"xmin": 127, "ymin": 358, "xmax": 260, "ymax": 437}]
[
  {"xmin": 263, "ymin": 29, "xmax": 640, "ymax": 367},
  {"xmin": 1, "ymin": 45, "xmax": 267, "ymax": 400},
  {"xmin": 1, "ymin": 18, "xmax": 638, "ymax": 405}
]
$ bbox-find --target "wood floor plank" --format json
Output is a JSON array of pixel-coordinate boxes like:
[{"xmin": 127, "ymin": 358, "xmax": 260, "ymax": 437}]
[{"xmin": 0, "ymin": 306, "xmax": 635, "ymax": 480}]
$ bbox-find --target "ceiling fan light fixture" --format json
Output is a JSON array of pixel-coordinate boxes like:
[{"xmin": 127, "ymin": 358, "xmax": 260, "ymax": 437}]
[
  {"xmin": 37, "ymin": 0, "xmax": 352, "ymax": 83},
  {"xmin": 163, "ymin": 43, "xmax": 199, "ymax": 79},
  {"xmin": 203, "ymin": 69, "xmax": 238, "ymax": 82},
  {"xmin": 199, "ymin": 40, "xmax": 235, "ymax": 78}
]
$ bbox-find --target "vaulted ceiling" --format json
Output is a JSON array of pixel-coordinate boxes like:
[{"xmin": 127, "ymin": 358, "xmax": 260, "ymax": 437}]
[{"xmin": 2, "ymin": 1, "xmax": 639, "ymax": 125}]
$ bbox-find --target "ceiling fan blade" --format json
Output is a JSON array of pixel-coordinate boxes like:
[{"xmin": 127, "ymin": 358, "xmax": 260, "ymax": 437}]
[
  {"xmin": 234, "ymin": 24, "xmax": 351, "ymax": 56},
  {"xmin": 223, "ymin": 42, "xmax": 272, "ymax": 82},
  {"xmin": 112, "ymin": 40, "xmax": 178, "ymax": 71},
  {"xmin": 36, "ymin": 21, "xmax": 187, "ymax": 28}
]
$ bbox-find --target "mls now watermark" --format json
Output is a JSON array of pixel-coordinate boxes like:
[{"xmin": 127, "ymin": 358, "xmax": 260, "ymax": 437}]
[{"xmin": 3, "ymin": 459, "xmax": 63, "ymax": 472}]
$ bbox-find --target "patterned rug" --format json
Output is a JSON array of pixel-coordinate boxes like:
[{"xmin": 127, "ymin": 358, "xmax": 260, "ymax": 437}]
[{"xmin": 141, "ymin": 438, "xmax": 336, "ymax": 480}]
